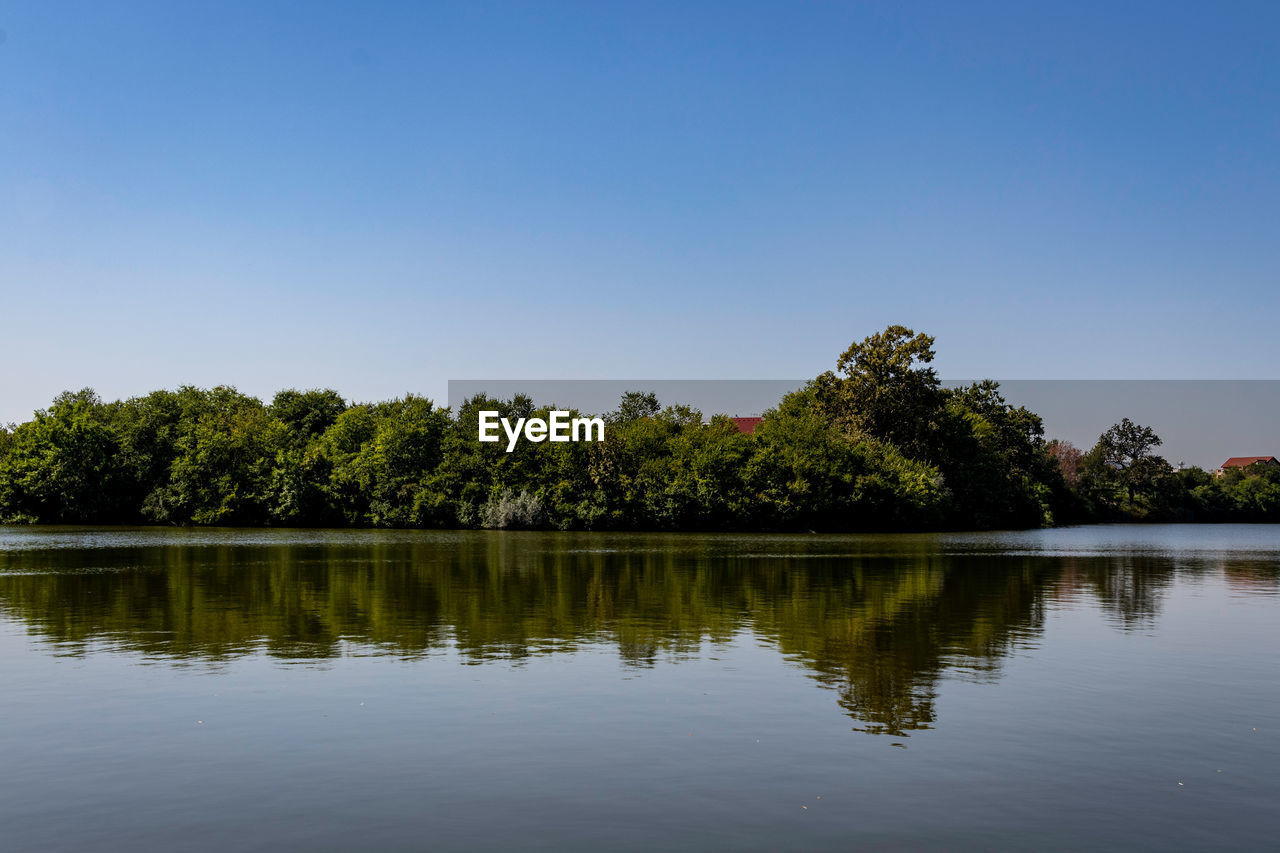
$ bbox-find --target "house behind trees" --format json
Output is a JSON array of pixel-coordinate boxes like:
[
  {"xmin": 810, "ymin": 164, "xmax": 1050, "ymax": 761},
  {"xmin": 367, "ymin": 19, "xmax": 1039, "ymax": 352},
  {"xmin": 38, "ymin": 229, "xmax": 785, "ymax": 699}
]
[{"xmin": 1215, "ymin": 456, "xmax": 1280, "ymax": 475}]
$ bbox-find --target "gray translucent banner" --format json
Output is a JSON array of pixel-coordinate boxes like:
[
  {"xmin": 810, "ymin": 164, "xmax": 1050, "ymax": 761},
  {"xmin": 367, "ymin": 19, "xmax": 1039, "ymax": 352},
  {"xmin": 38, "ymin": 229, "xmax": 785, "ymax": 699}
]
[{"xmin": 447, "ymin": 379, "xmax": 1280, "ymax": 470}]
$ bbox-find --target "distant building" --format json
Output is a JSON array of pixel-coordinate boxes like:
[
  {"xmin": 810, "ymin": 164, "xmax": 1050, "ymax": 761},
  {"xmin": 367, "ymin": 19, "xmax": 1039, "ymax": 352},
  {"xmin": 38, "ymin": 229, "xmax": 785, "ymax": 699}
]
[
  {"xmin": 1215, "ymin": 456, "xmax": 1280, "ymax": 475},
  {"xmin": 730, "ymin": 416, "xmax": 763, "ymax": 435}
]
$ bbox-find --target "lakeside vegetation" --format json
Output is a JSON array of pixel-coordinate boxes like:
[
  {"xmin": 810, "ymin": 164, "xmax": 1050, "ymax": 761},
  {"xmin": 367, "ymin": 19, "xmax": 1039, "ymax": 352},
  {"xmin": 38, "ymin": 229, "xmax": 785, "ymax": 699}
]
[{"xmin": 2, "ymin": 326, "xmax": 1277, "ymax": 530}]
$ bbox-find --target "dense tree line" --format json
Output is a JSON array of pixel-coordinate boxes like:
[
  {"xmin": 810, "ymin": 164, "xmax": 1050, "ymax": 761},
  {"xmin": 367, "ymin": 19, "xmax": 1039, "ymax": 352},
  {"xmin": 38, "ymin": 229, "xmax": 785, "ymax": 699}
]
[{"xmin": 2, "ymin": 327, "xmax": 1276, "ymax": 530}]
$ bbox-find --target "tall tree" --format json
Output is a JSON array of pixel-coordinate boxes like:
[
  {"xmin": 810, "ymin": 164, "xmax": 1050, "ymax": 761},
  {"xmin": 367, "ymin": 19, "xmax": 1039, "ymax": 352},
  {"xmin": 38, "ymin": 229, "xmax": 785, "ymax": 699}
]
[
  {"xmin": 814, "ymin": 325, "xmax": 944, "ymax": 457},
  {"xmin": 1092, "ymin": 418, "xmax": 1167, "ymax": 504}
]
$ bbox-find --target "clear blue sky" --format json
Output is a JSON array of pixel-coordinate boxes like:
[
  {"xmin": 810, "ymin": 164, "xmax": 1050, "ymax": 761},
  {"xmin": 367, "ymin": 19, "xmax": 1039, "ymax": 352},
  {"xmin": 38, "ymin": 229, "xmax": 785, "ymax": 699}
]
[{"xmin": 3, "ymin": 1, "xmax": 1278, "ymax": 423}]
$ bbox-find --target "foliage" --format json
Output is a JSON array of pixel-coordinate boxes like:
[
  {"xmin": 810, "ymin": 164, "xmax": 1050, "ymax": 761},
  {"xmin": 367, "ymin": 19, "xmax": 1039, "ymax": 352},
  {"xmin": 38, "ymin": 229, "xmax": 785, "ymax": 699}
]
[
  {"xmin": 1047, "ymin": 440, "xmax": 1084, "ymax": 488},
  {"xmin": 812, "ymin": 324, "xmax": 943, "ymax": 458},
  {"xmin": 1086, "ymin": 417, "xmax": 1167, "ymax": 505},
  {"xmin": 1, "ymin": 328, "xmax": 1273, "ymax": 530},
  {"xmin": 0, "ymin": 390, "xmax": 129, "ymax": 523},
  {"xmin": 479, "ymin": 490, "xmax": 547, "ymax": 529}
]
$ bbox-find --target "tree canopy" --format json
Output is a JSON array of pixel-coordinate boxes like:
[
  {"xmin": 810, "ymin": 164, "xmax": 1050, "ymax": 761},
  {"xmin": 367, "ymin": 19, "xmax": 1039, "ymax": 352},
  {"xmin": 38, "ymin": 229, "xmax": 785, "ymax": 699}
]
[{"xmin": 1, "ymin": 329, "xmax": 1274, "ymax": 530}]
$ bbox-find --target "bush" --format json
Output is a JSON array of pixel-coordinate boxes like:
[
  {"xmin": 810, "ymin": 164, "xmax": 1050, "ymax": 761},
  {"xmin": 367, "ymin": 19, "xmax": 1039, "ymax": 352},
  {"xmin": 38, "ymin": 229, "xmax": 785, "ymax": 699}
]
[{"xmin": 479, "ymin": 490, "xmax": 547, "ymax": 530}]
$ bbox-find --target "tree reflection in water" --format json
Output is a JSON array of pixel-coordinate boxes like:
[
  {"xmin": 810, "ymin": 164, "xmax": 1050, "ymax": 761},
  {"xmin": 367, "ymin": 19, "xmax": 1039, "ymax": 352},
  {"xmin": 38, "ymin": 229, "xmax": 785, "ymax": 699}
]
[{"xmin": 1, "ymin": 530, "xmax": 1275, "ymax": 737}]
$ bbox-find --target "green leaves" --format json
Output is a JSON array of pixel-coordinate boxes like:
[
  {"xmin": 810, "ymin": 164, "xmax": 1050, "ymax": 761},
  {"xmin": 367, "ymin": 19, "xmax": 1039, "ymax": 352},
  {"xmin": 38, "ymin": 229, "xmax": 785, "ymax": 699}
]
[
  {"xmin": 1083, "ymin": 417, "xmax": 1170, "ymax": 509},
  {"xmin": 821, "ymin": 325, "xmax": 944, "ymax": 458},
  {"xmin": 4, "ymin": 328, "xmax": 1270, "ymax": 530},
  {"xmin": 0, "ymin": 389, "xmax": 128, "ymax": 522}
]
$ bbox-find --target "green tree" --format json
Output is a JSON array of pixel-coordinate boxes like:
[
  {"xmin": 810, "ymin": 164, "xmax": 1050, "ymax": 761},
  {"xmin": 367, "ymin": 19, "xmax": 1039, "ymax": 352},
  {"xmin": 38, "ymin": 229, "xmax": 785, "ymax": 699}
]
[
  {"xmin": 813, "ymin": 325, "xmax": 944, "ymax": 458},
  {"xmin": 271, "ymin": 389, "xmax": 347, "ymax": 446},
  {"xmin": 131, "ymin": 387, "xmax": 286, "ymax": 525},
  {"xmin": 745, "ymin": 386, "xmax": 944, "ymax": 530},
  {"xmin": 0, "ymin": 389, "xmax": 127, "ymax": 522},
  {"xmin": 1089, "ymin": 418, "xmax": 1167, "ymax": 505},
  {"xmin": 318, "ymin": 395, "xmax": 450, "ymax": 527},
  {"xmin": 933, "ymin": 381, "xmax": 1060, "ymax": 527},
  {"xmin": 608, "ymin": 390, "xmax": 661, "ymax": 425}
]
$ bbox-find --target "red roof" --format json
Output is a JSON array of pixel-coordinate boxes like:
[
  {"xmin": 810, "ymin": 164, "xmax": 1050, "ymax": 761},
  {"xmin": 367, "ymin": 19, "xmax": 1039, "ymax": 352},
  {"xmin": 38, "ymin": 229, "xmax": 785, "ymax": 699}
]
[
  {"xmin": 1220, "ymin": 456, "xmax": 1278, "ymax": 468},
  {"xmin": 730, "ymin": 416, "xmax": 763, "ymax": 434}
]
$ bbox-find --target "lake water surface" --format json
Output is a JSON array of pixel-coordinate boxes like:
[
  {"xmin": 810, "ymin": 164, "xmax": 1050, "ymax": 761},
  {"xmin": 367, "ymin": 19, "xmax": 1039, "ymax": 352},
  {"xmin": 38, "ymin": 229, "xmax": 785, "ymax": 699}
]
[{"xmin": 1, "ymin": 525, "xmax": 1277, "ymax": 851}]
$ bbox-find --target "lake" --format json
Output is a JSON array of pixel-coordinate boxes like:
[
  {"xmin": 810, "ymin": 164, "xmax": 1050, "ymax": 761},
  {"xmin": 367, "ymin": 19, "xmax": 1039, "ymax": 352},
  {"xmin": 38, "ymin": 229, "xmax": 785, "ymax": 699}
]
[{"xmin": 1, "ymin": 525, "xmax": 1276, "ymax": 851}]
